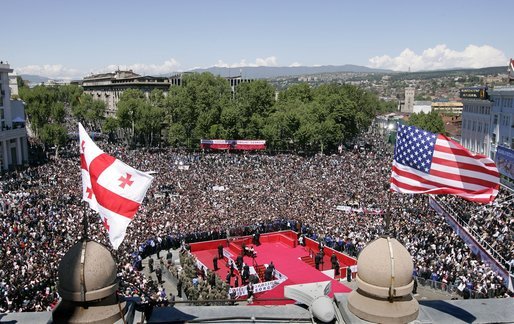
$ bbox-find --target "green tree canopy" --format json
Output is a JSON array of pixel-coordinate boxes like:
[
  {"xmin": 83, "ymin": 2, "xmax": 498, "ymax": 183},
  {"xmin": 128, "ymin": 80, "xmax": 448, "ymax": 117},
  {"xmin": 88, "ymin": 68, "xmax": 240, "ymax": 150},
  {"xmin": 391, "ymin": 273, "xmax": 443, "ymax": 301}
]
[
  {"xmin": 72, "ymin": 93, "xmax": 106, "ymax": 131},
  {"xmin": 407, "ymin": 111, "xmax": 445, "ymax": 134},
  {"xmin": 166, "ymin": 73, "xmax": 232, "ymax": 147}
]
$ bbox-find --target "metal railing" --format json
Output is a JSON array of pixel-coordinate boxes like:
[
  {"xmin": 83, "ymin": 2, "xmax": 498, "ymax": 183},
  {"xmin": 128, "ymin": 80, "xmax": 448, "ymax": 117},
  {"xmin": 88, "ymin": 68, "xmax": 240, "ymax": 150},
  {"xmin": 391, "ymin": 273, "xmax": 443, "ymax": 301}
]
[
  {"xmin": 415, "ymin": 277, "xmax": 502, "ymax": 299},
  {"xmin": 435, "ymin": 197, "xmax": 512, "ymax": 274}
]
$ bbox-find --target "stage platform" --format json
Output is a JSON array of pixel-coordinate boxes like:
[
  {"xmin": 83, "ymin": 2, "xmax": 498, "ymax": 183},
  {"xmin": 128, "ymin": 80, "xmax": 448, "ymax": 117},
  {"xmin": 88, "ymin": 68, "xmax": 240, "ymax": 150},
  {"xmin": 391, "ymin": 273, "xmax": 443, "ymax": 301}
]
[{"xmin": 189, "ymin": 230, "xmax": 356, "ymax": 305}]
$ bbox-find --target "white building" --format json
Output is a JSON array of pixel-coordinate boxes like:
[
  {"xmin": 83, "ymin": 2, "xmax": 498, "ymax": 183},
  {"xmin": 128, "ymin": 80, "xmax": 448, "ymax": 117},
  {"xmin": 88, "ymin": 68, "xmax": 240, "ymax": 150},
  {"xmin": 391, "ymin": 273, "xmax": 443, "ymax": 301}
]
[
  {"xmin": 412, "ymin": 101, "xmax": 432, "ymax": 114},
  {"xmin": 460, "ymin": 89, "xmax": 492, "ymax": 156},
  {"xmin": 490, "ymin": 86, "xmax": 514, "ymax": 157},
  {"xmin": 0, "ymin": 62, "xmax": 29, "ymax": 171},
  {"xmin": 461, "ymin": 85, "xmax": 514, "ymax": 158}
]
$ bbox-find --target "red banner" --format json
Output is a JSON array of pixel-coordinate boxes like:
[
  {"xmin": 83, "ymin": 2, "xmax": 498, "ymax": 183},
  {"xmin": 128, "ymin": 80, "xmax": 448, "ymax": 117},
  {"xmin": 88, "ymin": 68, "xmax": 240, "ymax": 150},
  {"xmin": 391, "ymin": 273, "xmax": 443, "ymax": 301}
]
[{"xmin": 200, "ymin": 139, "xmax": 266, "ymax": 151}]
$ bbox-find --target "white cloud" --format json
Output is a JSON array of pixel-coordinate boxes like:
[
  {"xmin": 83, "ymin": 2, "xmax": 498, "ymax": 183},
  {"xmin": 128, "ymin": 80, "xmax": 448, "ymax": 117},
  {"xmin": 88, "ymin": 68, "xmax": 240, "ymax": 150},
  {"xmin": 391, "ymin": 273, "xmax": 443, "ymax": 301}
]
[
  {"xmin": 99, "ymin": 58, "xmax": 181, "ymax": 75},
  {"xmin": 15, "ymin": 64, "xmax": 80, "ymax": 80},
  {"xmin": 368, "ymin": 44, "xmax": 507, "ymax": 71},
  {"xmin": 289, "ymin": 62, "xmax": 301, "ymax": 67},
  {"xmin": 213, "ymin": 56, "xmax": 278, "ymax": 68}
]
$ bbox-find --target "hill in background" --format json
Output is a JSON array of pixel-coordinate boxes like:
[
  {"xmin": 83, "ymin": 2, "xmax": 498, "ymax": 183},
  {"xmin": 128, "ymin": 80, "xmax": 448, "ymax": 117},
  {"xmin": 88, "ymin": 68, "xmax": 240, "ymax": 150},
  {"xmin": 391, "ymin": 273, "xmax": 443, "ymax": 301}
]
[{"xmin": 189, "ymin": 65, "xmax": 392, "ymax": 79}]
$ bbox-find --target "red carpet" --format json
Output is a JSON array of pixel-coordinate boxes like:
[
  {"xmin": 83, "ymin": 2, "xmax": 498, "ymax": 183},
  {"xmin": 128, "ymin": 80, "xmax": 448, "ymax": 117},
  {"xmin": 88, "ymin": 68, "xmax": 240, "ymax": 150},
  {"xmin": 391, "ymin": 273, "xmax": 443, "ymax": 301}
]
[{"xmin": 190, "ymin": 231, "xmax": 354, "ymax": 305}]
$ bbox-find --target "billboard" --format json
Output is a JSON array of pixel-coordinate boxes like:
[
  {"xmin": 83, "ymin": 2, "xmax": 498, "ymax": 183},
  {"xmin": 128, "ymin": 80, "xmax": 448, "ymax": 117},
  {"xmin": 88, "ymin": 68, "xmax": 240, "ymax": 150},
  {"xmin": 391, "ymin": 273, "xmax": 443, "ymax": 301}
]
[
  {"xmin": 496, "ymin": 146, "xmax": 514, "ymax": 189},
  {"xmin": 459, "ymin": 87, "xmax": 488, "ymax": 100}
]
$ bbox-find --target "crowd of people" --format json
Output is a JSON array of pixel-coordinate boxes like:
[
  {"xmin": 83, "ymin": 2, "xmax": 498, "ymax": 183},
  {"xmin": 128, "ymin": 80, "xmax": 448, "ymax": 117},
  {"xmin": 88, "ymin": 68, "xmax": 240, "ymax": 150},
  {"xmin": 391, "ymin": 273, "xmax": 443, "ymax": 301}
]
[
  {"xmin": 437, "ymin": 192, "xmax": 514, "ymax": 273},
  {"xmin": 0, "ymin": 131, "xmax": 512, "ymax": 312}
]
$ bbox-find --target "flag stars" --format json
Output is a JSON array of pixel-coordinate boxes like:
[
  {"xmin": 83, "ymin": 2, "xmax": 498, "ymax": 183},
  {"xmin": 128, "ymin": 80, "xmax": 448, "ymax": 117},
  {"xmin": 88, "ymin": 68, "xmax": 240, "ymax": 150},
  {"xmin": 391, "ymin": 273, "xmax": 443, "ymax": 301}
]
[{"xmin": 394, "ymin": 125, "xmax": 437, "ymax": 174}]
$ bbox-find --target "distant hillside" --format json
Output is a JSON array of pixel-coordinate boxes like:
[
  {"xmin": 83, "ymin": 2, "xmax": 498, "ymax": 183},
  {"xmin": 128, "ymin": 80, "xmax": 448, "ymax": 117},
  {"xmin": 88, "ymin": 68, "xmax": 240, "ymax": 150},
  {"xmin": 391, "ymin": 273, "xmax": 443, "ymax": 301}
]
[
  {"xmin": 389, "ymin": 66, "xmax": 507, "ymax": 81},
  {"xmin": 20, "ymin": 74, "xmax": 51, "ymax": 85},
  {"xmin": 188, "ymin": 65, "xmax": 392, "ymax": 79}
]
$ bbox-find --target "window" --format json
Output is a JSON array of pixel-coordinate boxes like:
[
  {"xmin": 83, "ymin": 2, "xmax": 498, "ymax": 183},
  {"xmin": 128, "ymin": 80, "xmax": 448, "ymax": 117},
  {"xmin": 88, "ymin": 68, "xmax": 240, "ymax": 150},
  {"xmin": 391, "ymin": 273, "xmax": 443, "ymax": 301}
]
[{"xmin": 494, "ymin": 115, "xmax": 498, "ymax": 125}]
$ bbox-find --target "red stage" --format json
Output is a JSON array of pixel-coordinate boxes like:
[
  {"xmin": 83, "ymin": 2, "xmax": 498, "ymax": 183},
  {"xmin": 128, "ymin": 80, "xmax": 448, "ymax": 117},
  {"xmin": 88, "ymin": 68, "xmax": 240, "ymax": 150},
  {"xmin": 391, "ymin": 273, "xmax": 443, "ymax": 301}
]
[{"xmin": 189, "ymin": 231, "xmax": 356, "ymax": 305}]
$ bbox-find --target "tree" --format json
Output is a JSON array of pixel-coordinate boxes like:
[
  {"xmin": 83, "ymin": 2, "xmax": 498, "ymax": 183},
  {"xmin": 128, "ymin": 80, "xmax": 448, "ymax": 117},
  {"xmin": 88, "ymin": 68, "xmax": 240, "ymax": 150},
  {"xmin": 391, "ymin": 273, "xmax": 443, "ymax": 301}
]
[
  {"xmin": 116, "ymin": 89, "xmax": 146, "ymax": 145},
  {"xmin": 233, "ymin": 80, "xmax": 276, "ymax": 139},
  {"xmin": 72, "ymin": 93, "xmax": 106, "ymax": 130},
  {"xmin": 136, "ymin": 102, "xmax": 165, "ymax": 146},
  {"xmin": 40, "ymin": 124, "xmax": 67, "ymax": 159},
  {"xmin": 166, "ymin": 73, "xmax": 232, "ymax": 147},
  {"xmin": 407, "ymin": 111, "xmax": 445, "ymax": 134},
  {"xmin": 103, "ymin": 117, "xmax": 119, "ymax": 142},
  {"xmin": 278, "ymin": 83, "xmax": 312, "ymax": 103},
  {"xmin": 19, "ymin": 85, "xmax": 69, "ymax": 149}
]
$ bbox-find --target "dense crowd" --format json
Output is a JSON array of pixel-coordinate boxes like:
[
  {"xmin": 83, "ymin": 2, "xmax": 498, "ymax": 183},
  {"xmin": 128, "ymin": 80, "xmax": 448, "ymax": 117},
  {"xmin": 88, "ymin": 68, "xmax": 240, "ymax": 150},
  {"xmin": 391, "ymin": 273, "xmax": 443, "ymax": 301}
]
[
  {"xmin": 437, "ymin": 192, "xmax": 514, "ymax": 273},
  {"xmin": 0, "ymin": 131, "xmax": 512, "ymax": 312}
]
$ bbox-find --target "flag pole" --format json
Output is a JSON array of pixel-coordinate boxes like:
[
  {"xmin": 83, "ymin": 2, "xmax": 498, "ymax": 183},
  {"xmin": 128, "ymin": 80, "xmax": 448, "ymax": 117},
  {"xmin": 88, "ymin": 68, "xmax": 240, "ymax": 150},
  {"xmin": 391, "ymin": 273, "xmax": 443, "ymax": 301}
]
[
  {"xmin": 383, "ymin": 183, "xmax": 392, "ymax": 236},
  {"xmin": 82, "ymin": 203, "xmax": 89, "ymax": 241}
]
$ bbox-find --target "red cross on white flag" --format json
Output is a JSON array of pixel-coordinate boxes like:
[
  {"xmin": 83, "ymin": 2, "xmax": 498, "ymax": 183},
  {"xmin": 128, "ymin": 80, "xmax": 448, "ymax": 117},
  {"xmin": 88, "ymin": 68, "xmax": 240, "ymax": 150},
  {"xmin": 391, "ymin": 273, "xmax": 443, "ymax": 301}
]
[{"xmin": 79, "ymin": 123, "xmax": 154, "ymax": 249}]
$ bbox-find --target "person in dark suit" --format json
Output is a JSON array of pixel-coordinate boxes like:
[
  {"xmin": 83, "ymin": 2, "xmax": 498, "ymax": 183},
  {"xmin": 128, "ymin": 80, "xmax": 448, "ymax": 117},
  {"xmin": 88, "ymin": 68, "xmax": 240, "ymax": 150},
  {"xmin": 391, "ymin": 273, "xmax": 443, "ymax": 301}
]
[
  {"xmin": 213, "ymin": 256, "xmax": 219, "ymax": 270},
  {"xmin": 264, "ymin": 267, "xmax": 272, "ymax": 281},
  {"xmin": 155, "ymin": 267, "xmax": 162, "ymax": 284},
  {"xmin": 230, "ymin": 260, "xmax": 235, "ymax": 277},
  {"xmin": 330, "ymin": 254, "xmax": 337, "ymax": 267},
  {"xmin": 148, "ymin": 257, "xmax": 154, "ymax": 273},
  {"xmin": 218, "ymin": 244, "xmax": 224, "ymax": 259},
  {"xmin": 236, "ymin": 255, "xmax": 243, "ymax": 271},
  {"xmin": 315, "ymin": 253, "xmax": 321, "ymax": 270},
  {"xmin": 242, "ymin": 265, "xmax": 250, "ymax": 285}
]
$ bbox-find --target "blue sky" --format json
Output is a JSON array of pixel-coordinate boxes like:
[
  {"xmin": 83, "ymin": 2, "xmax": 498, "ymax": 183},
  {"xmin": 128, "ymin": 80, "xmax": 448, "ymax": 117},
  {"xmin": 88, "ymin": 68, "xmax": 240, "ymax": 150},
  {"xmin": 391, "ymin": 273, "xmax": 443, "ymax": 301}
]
[{"xmin": 3, "ymin": 0, "xmax": 513, "ymax": 79}]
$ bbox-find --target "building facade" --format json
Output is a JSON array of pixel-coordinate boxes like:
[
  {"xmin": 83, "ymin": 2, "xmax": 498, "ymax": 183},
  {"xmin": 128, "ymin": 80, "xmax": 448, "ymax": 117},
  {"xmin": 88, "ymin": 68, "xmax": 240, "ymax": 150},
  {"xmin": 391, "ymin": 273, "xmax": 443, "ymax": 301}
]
[
  {"xmin": 412, "ymin": 101, "xmax": 432, "ymax": 114},
  {"xmin": 80, "ymin": 70, "xmax": 175, "ymax": 115},
  {"xmin": 432, "ymin": 101, "xmax": 463, "ymax": 115},
  {"xmin": 402, "ymin": 87, "xmax": 415, "ymax": 113},
  {"xmin": 0, "ymin": 62, "xmax": 29, "ymax": 171},
  {"xmin": 460, "ymin": 84, "xmax": 514, "ymax": 158},
  {"xmin": 79, "ymin": 71, "xmax": 254, "ymax": 115},
  {"xmin": 489, "ymin": 86, "xmax": 514, "ymax": 157},
  {"xmin": 461, "ymin": 94, "xmax": 492, "ymax": 155}
]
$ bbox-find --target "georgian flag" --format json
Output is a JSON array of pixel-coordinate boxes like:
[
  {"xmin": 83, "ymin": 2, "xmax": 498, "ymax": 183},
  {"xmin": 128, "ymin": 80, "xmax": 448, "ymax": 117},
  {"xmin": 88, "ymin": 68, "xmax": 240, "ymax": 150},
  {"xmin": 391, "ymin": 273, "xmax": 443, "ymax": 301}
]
[{"xmin": 79, "ymin": 123, "xmax": 154, "ymax": 249}]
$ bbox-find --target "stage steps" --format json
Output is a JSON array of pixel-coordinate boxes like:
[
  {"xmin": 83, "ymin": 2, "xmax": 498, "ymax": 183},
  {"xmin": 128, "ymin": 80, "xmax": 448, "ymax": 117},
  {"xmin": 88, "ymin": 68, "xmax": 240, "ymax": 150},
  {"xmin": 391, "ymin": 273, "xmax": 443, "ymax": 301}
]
[
  {"xmin": 254, "ymin": 264, "xmax": 266, "ymax": 282},
  {"xmin": 300, "ymin": 255, "xmax": 316, "ymax": 268},
  {"xmin": 300, "ymin": 255, "xmax": 345, "ymax": 279}
]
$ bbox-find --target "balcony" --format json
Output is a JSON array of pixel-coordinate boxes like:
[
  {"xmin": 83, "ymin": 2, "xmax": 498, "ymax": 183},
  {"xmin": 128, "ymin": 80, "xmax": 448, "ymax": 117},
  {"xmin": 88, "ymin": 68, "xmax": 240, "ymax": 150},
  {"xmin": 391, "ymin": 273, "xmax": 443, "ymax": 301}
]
[{"xmin": 0, "ymin": 126, "xmax": 27, "ymax": 141}]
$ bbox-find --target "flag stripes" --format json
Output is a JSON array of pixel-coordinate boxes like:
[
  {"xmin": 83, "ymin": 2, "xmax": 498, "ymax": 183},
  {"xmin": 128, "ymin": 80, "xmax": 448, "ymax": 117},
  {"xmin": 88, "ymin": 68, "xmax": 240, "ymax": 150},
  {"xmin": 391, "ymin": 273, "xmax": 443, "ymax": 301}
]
[{"xmin": 390, "ymin": 124, "xmax": 499, "ymax": 204}]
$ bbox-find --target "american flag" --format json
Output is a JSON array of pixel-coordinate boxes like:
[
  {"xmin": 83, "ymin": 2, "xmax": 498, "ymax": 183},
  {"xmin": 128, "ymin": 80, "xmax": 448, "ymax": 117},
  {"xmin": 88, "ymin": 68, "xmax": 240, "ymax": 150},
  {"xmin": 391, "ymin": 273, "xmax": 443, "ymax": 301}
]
[{"xmin": 390, "ymin": 124, "xmax": 499, "ymax": 204}]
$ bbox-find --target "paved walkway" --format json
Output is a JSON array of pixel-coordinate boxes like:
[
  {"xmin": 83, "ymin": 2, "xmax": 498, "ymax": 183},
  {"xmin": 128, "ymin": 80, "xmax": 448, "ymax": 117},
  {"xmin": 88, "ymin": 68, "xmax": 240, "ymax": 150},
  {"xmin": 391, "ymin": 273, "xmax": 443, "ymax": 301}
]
[{"xmin": 141, "ymin": 248, "xmax": 183, "ymax": 301}]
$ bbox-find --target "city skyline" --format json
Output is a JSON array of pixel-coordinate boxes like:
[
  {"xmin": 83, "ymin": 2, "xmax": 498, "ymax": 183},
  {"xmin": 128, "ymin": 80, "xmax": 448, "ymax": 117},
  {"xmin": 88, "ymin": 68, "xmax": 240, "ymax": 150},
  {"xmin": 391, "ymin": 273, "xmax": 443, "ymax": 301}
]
[{"xmin": 3, "ymin": 0, "xmax": 513, "ymax": 79}]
